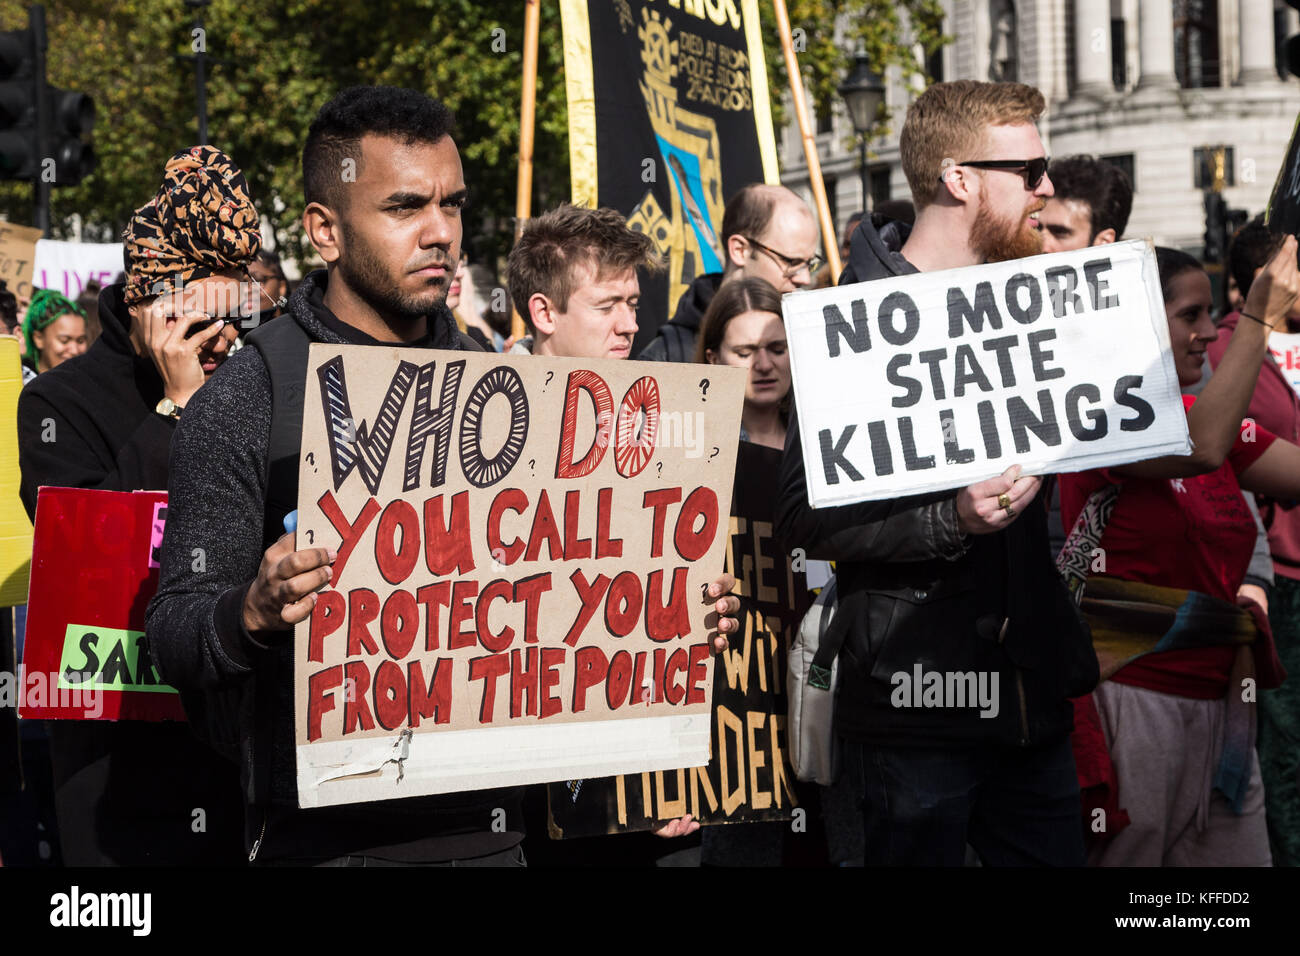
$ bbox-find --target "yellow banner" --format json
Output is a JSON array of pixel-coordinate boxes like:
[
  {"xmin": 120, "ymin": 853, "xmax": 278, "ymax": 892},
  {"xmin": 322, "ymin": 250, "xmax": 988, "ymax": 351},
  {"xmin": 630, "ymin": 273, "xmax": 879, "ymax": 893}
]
[{"xmin": 0, "ymin": 336, "xmax": 33, "ymax": 607}]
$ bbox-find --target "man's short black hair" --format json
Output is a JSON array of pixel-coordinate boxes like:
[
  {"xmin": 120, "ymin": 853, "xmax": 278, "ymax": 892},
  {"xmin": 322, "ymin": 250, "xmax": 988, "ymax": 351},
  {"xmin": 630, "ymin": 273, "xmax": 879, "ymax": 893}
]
[
  {"xmin": 1228, "ymin": 215, "xmax": 1282, "ymax": 300},
  {"xmin": 1047, "ymin": 155, "xmax": 1133, "ymax": 240},
  {"xmin": 1155, "ymin": 246, "xmax": 1204, "ymax": 301},
  {"xmin": 303, "ymin": 86, "xmax": 456, "ymax": 210}
]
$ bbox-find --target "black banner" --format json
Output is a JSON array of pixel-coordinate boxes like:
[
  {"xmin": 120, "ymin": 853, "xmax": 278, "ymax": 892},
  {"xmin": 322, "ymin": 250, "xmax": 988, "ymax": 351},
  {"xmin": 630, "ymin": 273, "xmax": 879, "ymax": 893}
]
[{"xmin": 561, "ymin": 0, "xmax": 778, "ymax": 354}]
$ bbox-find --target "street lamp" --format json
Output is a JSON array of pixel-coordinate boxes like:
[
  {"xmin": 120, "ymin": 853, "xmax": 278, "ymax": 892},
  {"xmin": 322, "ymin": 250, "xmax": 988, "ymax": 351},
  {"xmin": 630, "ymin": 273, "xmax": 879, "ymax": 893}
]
[{"xmin": 838, "ymin": 49, "xmax": 886, "ymax": 212}]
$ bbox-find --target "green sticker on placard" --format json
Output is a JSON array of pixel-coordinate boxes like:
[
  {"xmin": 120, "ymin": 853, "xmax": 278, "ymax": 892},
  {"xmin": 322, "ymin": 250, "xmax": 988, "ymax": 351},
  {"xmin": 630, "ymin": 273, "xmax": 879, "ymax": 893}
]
[{"xmin": 56, "ymin": 624, "xmax": 179, "ymax": 693}]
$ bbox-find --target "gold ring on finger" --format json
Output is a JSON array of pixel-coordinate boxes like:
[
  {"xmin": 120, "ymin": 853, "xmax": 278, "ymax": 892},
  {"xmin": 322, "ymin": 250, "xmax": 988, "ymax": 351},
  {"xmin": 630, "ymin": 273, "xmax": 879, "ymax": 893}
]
[
  {"xmin": 1004, "ymin": 504, "xmax": 1016, "ymax": 518},
  {"xmin": 997, "ymin": 493, "xmax": 1011, "ymax": 510}
]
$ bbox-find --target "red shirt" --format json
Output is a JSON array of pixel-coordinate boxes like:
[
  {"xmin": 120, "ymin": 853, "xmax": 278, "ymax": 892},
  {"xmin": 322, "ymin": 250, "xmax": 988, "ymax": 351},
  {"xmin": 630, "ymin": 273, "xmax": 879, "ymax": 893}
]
[
  {"xmin": 1059, "ymin": 396, "xmax": 1277, "ymax": 698},
  {"xmin": 1207, "ymin": 313, "xmax": 1300, "ymax": 580}
]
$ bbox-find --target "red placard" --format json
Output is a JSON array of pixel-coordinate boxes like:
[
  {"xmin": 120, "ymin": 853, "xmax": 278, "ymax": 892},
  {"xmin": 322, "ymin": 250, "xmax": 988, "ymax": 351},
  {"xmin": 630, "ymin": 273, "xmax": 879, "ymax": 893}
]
[{"xmin": 19, "ymin": 486, "xmax": 185, "ymax": 721}]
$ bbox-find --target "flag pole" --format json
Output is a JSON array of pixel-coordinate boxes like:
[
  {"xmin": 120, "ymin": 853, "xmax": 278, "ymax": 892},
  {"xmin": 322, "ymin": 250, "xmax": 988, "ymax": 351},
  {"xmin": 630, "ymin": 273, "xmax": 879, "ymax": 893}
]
[
  {"xmin": 772, "ymin": 0, "xmax": 841, "ymax": 279},
  {"xmin": 512, "ymin": 0, "xmax": 542, "ymax": 341}
]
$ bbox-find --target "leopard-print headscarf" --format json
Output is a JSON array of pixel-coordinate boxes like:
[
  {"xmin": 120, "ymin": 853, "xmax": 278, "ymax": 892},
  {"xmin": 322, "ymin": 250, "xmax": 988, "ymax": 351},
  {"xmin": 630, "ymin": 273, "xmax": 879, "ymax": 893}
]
[{"xmin": 122, "ymin": 145, "xmax": 261, "ymax": 305}]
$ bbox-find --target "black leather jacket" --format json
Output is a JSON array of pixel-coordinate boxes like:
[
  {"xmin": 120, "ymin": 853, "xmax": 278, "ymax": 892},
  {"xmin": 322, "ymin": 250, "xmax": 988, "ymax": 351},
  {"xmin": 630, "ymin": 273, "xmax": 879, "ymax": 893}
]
[{"xmin": 775, "ymin": 215, "xmax": 1097, "ymax": 749}]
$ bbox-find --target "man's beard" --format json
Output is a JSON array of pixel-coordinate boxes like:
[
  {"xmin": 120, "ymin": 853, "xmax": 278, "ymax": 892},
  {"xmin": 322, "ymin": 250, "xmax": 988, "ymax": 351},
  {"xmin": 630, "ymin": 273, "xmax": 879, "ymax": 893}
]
[
  {"xmin": 970, "ymin": 191, "xmax": 1043, "ymax": 262},
  {"xmin": 337, "ymin": 222, "xmax": 449, "ymax": 324}
]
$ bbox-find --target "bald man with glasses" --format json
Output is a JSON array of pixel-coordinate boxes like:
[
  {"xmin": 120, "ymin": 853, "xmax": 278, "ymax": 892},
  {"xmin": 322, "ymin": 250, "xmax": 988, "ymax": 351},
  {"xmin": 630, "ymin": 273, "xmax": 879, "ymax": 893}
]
[{"xmin": 639, "ymin": 183, "xmax": 821, "ymax": 363}]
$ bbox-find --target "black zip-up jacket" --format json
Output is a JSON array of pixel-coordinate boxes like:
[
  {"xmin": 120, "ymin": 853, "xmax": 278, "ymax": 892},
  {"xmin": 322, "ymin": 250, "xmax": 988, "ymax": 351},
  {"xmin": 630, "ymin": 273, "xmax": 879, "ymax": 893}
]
[
  {"xmin": 145, "ymin": 271, "xmax": 524, "ymax": 863},
  {"xmin": 16, "ymin": 282, "xmax": 245, "ymax": 865},
  {"xmin": 637, "ymin": 271, "xmax": 723, "ymax": 362},
  {"xmin": 775, "ymin": 215, "xmax": 1097, "ymax": 750}
]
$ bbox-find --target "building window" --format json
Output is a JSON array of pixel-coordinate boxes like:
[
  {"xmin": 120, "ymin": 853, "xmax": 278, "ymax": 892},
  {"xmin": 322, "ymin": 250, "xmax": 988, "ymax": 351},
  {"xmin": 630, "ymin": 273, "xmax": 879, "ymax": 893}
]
[
  {"xmin": 1101, "ymin": 153, "xmax": 1136, "ymax": 192},
  {"xmin": 926, "ymin": 36, "xmax": 944, "ymax": 82},
  {"xmin": 870, "ymin": 165, "xmax": 892, "ymax": 208},
  {"xmin": 816, "ymin": 101, "xmax": 833, "ymax": 135},
  {"xmin": 1110, "ymin": 18, "xmax": 1127, "ymax": 88},
  {"xmin": 1193, "ymin": 146, "xmax": 1235, "ymax": 189},
  {"xmin": 1174, "ymin": 0, "xmax": 1221, "ymax": 88},
  {"xmin": 823, "ymin": 175, "xmax": 838, "ymax": 228},
  {"xmin": 989, "ymin": 0, "xmax": 1018, "ymax": 81}
]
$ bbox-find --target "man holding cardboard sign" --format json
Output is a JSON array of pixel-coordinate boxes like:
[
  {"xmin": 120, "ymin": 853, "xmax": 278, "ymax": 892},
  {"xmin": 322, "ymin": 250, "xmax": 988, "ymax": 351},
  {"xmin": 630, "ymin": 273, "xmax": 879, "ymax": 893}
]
[
  {"xmin": 148, "ymin": 87, "xmax": 741, "ymax": 866},
  {"xmin": 777, "ymin": 81, "xmax": 1102, "ymax": 867}
]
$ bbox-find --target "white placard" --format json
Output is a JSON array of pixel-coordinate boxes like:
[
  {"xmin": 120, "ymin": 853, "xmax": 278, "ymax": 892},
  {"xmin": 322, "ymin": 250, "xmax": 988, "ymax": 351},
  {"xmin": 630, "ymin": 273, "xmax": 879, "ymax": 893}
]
[
  {"xmin": 784, "ymin": 240, "xmax": 1191, "ymax": 507},
  {"xmin": 1268, "ymin": 332, "xmax": 1300, "ymax": 398},
  {"xmin": 33, "ymin": 240, "xmax": 123, "ymax": 299}
]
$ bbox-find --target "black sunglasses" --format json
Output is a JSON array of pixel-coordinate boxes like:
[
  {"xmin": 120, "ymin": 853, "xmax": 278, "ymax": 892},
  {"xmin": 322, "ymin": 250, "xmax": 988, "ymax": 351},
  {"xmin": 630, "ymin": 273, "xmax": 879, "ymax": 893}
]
[{"xmin": 953, "ymin": 157, "xmax": 1050, "ymax": 190}]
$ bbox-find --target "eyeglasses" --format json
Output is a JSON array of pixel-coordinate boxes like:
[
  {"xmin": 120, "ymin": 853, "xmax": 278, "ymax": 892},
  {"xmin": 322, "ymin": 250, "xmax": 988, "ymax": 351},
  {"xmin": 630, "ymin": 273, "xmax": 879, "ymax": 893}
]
[
  {"xmin": 243, "ymin": 268, "xmax": 288, "ymax": 313},
  {"xmin": 744, "ymin": 236, "xmax": 824, "ymax": 279},
  {"xmin": 948, "ymin": 157, "xmax": 1050, "ymax": 190}
]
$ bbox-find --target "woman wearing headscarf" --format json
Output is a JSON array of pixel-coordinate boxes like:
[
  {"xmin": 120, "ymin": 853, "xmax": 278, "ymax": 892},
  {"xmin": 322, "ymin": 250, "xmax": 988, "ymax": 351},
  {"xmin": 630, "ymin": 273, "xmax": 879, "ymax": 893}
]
[
  {"xmin": 20, "ymin": 290, "xmax": 88, "ymax": 384},
  {"xmin": 16, "ymin": 145, "xmax": 262, "ymax": 865}
]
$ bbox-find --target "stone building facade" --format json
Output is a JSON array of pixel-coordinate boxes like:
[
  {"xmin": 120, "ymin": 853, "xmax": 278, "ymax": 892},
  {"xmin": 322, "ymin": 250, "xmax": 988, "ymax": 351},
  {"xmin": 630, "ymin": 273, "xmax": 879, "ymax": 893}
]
[{"xmin": 780, "ymin": 0, "xmax": 1300, "ymax": 253}]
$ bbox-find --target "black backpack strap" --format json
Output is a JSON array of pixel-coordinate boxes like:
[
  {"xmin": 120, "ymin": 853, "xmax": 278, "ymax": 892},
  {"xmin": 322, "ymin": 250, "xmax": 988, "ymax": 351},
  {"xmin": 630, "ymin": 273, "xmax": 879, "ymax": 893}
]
[
  {"xmin": 809, "ymin": 578, "xmax": 842, "ymax": 689},
  {"xmin": 245, "ymin": 318, "xmax": 312, "ymax": 545}
]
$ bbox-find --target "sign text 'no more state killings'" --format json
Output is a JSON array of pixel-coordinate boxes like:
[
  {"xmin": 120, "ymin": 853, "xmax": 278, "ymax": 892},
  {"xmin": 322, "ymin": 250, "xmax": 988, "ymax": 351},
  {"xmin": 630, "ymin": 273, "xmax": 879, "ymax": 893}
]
[{"xmin": 783, "ymin": 241, "xmax": 1192, "ymax": 506}]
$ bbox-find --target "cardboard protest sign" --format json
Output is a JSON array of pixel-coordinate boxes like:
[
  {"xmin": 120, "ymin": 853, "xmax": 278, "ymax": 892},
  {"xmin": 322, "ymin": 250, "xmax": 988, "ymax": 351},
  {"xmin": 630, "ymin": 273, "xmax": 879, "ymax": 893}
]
[
  {"xmin": 293, "ymin": 344, "xmax": 745, "ymax": 808},
  {"xmin": 19, "ymin": 487, "xmax": 184, "ymax": 722},
  {"xmin": 33, "ymin": 240, "xmax": 124, "ymax": 299},
  {"xmin": 0, "ymin": 339, "xmax": 32, "ymax": 608},
  {"xmin": 0, "ymin": 222, "xmax": 41, "ymax": 304},
  {"xmin": 547, "ymin": 441, "xmax": 809, "ymax": 835},
  {"xmin": 784, "ymin": 240, "xmax": 1191, "ymax": 506}
]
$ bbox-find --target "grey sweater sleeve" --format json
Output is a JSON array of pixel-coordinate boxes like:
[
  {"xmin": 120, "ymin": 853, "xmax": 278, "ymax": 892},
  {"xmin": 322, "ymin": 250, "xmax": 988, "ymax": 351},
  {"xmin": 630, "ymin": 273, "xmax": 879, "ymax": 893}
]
[{"xmin": 146, "ymin": 346, "xmax": 276, "ymax": 690}]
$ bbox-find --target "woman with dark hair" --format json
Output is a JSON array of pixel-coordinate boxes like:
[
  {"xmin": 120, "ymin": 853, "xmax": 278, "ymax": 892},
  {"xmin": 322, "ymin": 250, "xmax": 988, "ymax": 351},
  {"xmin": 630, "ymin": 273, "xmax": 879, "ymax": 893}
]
[
  {"xmin": 1060, "ymin": 237, "xmax": 1300, "ymax": 865},
  {"xmin": 1214, "ymin": 216, "xmax": 1300, "ymax": 866},
  {"xmin": 20, "ymin": 290, "xmax": 87, "ymax": 384},
  {"xmin": 696, "ymin": 277, "xmax": 790, "ymax": 449},
  {"xmin": 690, "ymin": 277, "xmax": 829, "ymax": 865}
]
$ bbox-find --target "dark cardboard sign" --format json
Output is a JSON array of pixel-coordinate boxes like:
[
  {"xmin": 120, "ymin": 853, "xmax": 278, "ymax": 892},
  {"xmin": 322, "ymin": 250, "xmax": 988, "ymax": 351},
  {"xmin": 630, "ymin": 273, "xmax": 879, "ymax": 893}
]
[{"xmin": 548, "ymin": 441, "xmax": 809, "ymax": 835}]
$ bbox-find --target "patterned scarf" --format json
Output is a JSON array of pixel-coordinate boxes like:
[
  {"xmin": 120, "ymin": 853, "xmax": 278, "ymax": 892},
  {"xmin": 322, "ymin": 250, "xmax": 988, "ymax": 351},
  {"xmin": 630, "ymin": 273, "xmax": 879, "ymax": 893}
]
[
  {"xmin": 122, "ymin": 145, "xmax": 261, "ymax": 306},
  {"xmin": 1062, "ymin": 484, "xmax": 1283, "ymax": 815}
]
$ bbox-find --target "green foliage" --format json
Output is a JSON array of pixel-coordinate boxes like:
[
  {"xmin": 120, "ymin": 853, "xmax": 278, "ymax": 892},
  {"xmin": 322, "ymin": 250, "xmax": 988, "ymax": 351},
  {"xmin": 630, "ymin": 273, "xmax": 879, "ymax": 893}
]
[
  {"xmin": 0, "ymin": 0, "xmax": 946, "ymax": 270},
  {"xmin": 757, "ymin": 0, "xmax": 951, "ymax": 146}
]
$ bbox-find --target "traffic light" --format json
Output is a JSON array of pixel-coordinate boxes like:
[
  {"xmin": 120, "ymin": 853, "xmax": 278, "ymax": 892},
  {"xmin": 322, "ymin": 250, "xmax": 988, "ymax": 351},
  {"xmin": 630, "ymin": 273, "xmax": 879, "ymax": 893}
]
[
  {"xmin": 1204, "ymin": 191, "xmax": 1227, "ymax": 263},
  {"xmin": 0, "ymin": 6, "xmax": 94, "ymax": 187},
  {"xmin": 46, "ymin": 85, "xmax": 94, "ymax": 185},
  {"xmin": 0, "ymin": 25, "xmax": 37, "ymax": 179}
]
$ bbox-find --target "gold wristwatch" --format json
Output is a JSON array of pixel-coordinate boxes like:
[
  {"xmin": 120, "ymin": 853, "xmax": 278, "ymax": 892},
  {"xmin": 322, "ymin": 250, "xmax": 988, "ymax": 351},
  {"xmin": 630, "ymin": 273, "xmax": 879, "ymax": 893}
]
[{"xmin": 155, "ymin": 397, "xmax": 183, "ymax": 420}]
